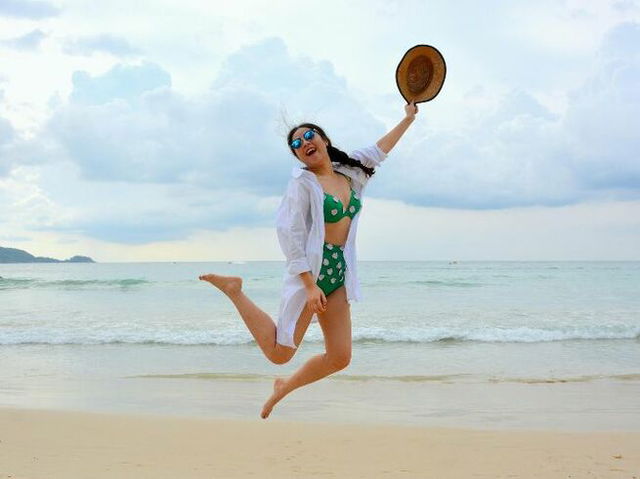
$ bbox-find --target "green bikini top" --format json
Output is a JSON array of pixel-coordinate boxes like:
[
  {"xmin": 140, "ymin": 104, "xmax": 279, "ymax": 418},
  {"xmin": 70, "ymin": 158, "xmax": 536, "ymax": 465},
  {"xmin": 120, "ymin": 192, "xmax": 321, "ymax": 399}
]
[{"xmin": 323, "ymin": 174, "xmax": 362, "ymax": 223}]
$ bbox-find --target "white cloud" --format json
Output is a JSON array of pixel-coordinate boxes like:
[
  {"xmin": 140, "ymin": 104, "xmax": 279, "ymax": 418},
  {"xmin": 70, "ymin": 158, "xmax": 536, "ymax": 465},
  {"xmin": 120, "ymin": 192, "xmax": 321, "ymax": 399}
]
[
  {"xmin": 1, "ymin": 29, "xmax": 47, "ymax": 50},
  {"xmin": 62, "ymin": 33, "xmax": 141, "ymax": 57},
  {"xmin": 68, "ymin": 61, "xmax": 171, "ymax": 104},
  {"xmin": 0, "ymin": 116, "xmax": 14, "ymax": 143},
  {"xmin": 8, "ymin": 37, "xmax": 386, "ymax": 243},
  {"xmin": 0, "ymin": 0, "xmax": 60, "ymax": 19},
  {"xmin": 563, "ymin": 22, "xmax": 640, "ymax": 191},
  {"xmin": 46, "ymin": 37, "xmax": 384, "ymax": 194},
  {"xmin": 0, "ymin": 113, "xmax": 19, "ymax": 176},
  {"xmin": 36, "ymin": 162, "xmax": 280, "ymax": 244},
  {"xmin": 371, "ymin": 89, "xmax": 579, "ymax": 208},
  {"xmin": 0, "ymin": 166, "xmax": 73, "ymax": 230},
  {"xmin": 369, "ymin": 22, "xmax": 640, "ymax": 208},
  {"xmin": 2, "ymin": 160, "xmax": 270, "ymax": 245}
]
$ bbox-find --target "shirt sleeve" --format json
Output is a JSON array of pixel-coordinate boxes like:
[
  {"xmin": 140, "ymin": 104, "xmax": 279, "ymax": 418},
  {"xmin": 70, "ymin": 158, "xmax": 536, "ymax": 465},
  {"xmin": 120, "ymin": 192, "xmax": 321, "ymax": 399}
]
[
  {"xmin": 276, "ymin": 179, "xmax": 312, "ymax": 276},
  {"xmin": 349, "ymin": 144, "xmax": 388, "ymax": 169}
]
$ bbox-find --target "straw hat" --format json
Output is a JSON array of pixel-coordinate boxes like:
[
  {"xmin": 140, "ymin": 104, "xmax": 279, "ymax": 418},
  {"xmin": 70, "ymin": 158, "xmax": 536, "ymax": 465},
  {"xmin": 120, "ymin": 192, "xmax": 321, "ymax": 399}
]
[{"xmin": 395, "ymin": 45, "xmax": 446, "ymax": 103}]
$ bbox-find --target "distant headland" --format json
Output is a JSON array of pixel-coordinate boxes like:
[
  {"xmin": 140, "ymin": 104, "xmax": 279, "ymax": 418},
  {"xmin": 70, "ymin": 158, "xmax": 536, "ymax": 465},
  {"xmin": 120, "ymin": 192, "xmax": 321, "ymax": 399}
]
[{"xmin": 0, "ymin": 246, "xmax": 96, "ymax": 263}]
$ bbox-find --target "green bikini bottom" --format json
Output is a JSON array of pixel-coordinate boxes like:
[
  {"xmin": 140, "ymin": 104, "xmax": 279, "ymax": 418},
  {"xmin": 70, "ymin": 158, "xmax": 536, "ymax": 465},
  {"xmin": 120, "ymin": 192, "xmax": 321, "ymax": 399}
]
[{"xmin": 316, "ymin": 242, "xmax": 346, "ymax": 296}]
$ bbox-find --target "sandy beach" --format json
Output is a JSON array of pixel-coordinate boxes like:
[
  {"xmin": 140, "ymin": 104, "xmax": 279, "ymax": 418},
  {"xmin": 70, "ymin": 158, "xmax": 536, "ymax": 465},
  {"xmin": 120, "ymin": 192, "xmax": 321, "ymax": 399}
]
[{"xmin": 1, "ymin": 407, "xmax": 639, "ymax": 478}]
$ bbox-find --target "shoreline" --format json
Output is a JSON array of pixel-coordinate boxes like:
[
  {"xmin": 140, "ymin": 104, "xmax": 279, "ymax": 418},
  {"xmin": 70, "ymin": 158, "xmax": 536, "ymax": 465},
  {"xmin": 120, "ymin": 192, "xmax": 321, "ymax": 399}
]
[
  {"xmin": 3, "ymin": 341, "xmax": 640, "ymax": 432},
  {"xmin": 2, "ymin": 407, "xmax": 639, "ymax": 478}
]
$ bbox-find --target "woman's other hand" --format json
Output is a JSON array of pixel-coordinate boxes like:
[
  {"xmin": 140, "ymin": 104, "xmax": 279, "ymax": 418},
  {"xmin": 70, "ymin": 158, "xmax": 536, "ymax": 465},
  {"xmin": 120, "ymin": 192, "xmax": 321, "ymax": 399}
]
[{"xmin": 305, "ymin": 284, "xmax": 327, "ymax": 314}]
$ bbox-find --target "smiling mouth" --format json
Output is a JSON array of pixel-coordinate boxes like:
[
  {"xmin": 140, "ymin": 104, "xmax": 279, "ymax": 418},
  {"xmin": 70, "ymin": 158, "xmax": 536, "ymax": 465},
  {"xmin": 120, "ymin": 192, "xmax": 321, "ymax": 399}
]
[{"xmin": 305, "ymin": 146, "xmax": 317, "ymax": 157}]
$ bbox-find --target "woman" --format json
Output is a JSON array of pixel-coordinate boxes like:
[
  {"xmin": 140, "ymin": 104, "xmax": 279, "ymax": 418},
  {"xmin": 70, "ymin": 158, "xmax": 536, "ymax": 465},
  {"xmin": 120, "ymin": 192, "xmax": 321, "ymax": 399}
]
[{"xmin": 199, "ymin": 101, "xmax": 418, "ymax": 418}]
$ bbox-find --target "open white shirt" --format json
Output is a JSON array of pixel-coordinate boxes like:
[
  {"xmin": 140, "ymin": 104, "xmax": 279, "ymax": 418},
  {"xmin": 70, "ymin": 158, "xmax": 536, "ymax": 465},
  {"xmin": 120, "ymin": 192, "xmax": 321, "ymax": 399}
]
[{"xmin": 275, "ymin": 144, "xmax": 388, "ymax": 348}]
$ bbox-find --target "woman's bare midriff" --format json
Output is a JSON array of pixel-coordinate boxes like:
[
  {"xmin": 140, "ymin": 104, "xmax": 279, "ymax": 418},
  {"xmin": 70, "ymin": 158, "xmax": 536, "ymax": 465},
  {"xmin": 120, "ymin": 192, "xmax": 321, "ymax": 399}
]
[{"xmin": 324, "ymin": 218, "xmax": 351, "ymax": 246}]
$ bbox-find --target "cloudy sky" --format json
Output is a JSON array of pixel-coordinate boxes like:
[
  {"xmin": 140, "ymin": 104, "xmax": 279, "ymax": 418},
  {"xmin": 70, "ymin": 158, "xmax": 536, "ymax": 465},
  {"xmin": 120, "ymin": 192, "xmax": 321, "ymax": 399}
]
[{"xmin": 0, "ymin": 0, "xmax": 639, "ymax": 262}]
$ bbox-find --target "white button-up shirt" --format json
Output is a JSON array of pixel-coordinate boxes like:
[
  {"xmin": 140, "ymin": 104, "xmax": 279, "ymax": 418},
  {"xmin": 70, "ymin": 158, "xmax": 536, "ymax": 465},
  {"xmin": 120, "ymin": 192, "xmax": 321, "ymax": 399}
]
[{"xmin": 275, "ymin": 144, "xmax": 388, "ymax": 348}]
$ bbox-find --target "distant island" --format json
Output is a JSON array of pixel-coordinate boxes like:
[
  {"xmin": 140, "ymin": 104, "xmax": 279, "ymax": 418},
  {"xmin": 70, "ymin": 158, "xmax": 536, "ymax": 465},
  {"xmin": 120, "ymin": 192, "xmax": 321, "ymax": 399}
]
[{"xmin": 0, "ymin": 246, "xmax": 96, "ymax": 263}]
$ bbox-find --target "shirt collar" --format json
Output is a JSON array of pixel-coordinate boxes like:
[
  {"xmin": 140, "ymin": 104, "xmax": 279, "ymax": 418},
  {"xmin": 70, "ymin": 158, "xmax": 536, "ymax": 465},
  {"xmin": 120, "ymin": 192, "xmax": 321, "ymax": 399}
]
[
  {"xmin": 291, "ymin": 166, "xmax": 306, "ymax": 178},
  {"xmin": 291, "ymin": 166, "xmax": 323, "ymax": 179}
]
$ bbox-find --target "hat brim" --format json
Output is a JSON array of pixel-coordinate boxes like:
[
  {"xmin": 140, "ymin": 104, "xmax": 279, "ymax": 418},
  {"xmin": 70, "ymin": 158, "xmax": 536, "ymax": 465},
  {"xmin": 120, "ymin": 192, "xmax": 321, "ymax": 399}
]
[{"xmin": 395, "ymin": 45, "xmax": 446, "ymax": 104}]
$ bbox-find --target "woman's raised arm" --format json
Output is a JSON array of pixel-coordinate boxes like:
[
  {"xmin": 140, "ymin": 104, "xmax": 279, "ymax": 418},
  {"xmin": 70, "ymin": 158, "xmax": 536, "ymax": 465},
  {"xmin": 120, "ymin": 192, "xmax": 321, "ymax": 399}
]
[{"xmin": 376, "ymin": 102, "xmax": 419, "ymax": 154}]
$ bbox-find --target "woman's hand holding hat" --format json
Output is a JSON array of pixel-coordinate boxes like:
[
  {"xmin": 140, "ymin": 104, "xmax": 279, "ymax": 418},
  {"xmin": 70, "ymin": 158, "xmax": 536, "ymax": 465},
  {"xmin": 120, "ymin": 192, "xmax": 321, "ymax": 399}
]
[{"xmin": 404, "ymin": 101, "xmax": 418, "ymax": 121}]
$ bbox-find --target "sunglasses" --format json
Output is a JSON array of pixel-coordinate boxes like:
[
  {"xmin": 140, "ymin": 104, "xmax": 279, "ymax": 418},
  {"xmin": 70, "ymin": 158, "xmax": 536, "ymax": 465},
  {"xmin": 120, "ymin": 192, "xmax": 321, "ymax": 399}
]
[{"xmin": 290, "ymin": 129, "xmax": 316, "ymax": 150}]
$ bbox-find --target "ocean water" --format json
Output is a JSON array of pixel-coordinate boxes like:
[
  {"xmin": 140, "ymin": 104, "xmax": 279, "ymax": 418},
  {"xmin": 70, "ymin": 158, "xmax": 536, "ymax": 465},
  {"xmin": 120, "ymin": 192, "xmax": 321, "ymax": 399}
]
[{"xmin": 1, "ymin": 261, "xmax": 639, "ymax": 430}]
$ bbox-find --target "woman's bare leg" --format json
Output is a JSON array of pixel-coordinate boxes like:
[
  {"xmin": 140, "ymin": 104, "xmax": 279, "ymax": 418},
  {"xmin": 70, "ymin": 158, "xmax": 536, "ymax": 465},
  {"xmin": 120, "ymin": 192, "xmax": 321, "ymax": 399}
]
[
  {"xmin": 199, "ymin": 273, "xmax": 314, "ymax": 364},
  {"xmin": 261, "ymin": 285, "xmax": 351, "ymax": 419}
]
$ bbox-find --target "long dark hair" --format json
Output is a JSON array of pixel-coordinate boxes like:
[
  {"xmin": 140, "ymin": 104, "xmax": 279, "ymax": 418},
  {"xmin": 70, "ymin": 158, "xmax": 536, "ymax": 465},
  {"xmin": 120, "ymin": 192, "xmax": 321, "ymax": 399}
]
[{"xmin": 287, "ymin": 123, "xmax": 375, "ymax": 178}]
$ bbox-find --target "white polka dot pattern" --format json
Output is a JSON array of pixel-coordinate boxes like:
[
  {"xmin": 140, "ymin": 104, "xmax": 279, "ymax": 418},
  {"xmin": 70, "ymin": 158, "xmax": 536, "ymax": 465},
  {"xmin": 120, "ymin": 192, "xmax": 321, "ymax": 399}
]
[{"xmin": 317, "ymin": 242, "xmax": 347, "ymax": 296}]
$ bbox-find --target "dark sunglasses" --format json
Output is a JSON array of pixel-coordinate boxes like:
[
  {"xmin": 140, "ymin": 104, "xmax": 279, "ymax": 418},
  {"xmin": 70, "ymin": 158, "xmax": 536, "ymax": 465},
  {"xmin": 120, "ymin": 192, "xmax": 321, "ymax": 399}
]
[{"xmin": 290, "ymin": 129, "xmax": 316, "ymax": 150}]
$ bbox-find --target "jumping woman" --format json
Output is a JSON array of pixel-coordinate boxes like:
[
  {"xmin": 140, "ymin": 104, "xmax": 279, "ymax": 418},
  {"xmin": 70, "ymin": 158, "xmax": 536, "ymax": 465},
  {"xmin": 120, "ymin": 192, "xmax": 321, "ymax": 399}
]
[{"xmin": 199, "ymin": 101, "xmax": 418, "ymax": 418}]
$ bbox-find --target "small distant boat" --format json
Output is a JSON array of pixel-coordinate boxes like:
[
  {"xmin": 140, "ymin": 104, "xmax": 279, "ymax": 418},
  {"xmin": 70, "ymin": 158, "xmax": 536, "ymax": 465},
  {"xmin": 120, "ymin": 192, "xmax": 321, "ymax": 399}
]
[{"xmin": 448, "ymin": 260, "xmax": 458, "ymax": 265}]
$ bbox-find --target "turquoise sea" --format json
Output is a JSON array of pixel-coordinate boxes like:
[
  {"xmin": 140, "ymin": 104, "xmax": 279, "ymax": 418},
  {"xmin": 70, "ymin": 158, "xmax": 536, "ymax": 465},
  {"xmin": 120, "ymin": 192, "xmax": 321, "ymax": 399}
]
[{"xmin": 1, "ymin": 261, "xmax": 639, "ymax": 430}]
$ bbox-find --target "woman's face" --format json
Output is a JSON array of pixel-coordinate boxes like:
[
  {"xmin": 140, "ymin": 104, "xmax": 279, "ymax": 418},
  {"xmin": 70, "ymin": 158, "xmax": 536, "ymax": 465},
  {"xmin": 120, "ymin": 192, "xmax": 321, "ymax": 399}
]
[{"xmin": 290, "ymin": 127, "xmax": 330, "ymax": 167}]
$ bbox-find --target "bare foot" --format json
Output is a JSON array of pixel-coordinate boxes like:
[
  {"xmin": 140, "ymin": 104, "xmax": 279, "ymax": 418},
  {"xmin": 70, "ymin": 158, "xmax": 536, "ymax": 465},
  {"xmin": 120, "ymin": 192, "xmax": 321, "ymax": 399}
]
[
  {"xmin": 198, "ymin": 274, "xmax": 242, "ymax": 296},
  {"xmin": 261, "ymin": 377, "xmax": 287, "ymax": 419}
]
